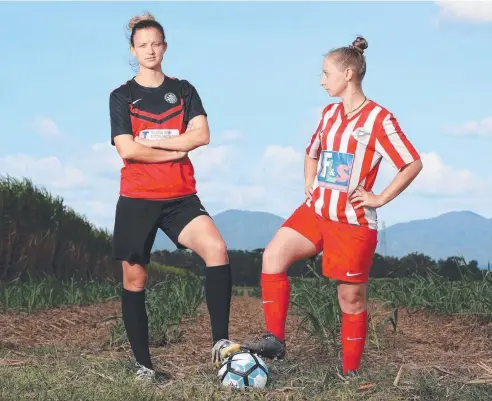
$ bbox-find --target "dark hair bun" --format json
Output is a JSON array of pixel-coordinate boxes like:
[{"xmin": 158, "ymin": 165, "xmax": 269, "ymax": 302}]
[{"xmin": 351, "ymin": 36, "xmax": 368, "ymax": 55}]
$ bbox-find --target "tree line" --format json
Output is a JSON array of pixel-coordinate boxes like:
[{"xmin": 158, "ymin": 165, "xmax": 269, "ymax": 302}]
[{"xmin": 151, "ymin": 248, "xmax": 487, "ymax": 287}]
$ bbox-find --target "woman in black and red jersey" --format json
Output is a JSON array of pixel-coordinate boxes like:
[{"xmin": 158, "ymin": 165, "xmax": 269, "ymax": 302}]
[{"xmin": 109, "ymin": 12, "xmax": 239, "ymax": 381}]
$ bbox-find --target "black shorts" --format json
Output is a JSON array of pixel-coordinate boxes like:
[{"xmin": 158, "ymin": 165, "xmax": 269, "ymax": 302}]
[{"xmin": 112, "ymin": 194, "xmax": 210, "ymax": 265}]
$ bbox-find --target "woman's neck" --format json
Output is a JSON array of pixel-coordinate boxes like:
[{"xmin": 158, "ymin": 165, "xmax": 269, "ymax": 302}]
[
  {"xmin": 134, "ymin": 67, "xmax": 165, "ymax": 88},
  {"xmin": 341, "ymin": 87, "xmax": 367, "ymax": 115}
]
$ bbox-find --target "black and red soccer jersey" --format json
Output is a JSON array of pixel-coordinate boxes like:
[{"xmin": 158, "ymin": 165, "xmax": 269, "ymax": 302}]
[{"xmin": 109, "ymin": 76, "xmax": 207, "ymax": 199}]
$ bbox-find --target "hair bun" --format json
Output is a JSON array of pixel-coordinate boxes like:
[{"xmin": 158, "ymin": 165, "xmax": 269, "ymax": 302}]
[
  {"xmin": 351, "ymin": 36, "xmax": 368, "ymax": 55},
  {"xmin": 128, "ymin": 12, "xmax": 156, "ymax": 30}
]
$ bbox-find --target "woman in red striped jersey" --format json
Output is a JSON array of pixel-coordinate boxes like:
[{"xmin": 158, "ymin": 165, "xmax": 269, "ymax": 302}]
[{"xmin": 242, "ymin": 36, "xmax": 423, "ymax": 376}]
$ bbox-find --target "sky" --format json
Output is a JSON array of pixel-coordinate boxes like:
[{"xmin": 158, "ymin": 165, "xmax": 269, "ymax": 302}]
[{"xmin": 0, "ymin": 1, "xmax": 491, "ymax": 231}]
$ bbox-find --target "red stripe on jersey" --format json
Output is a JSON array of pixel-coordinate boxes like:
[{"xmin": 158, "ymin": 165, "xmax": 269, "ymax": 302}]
[
  {"xmin": 377, "ymin": 113, "xmax": 420, "ymax": 170},
  {"xmin": 129, "ymin": 100, "xmax": 183, "ymax": 121},
  {"xmin": 306, "ymin": 104, "xmax": 337, "ymax": 158},
  {"xmin": 335, "ymin": 110, "xmax": 370, "ymax": 224},
  {"xmin": 351, "ymin": 108, "xmax": 384, "ymax": 226},
  {"xmin": 321, "ymin": 108, "xmax": 345, "ymax": 219}
]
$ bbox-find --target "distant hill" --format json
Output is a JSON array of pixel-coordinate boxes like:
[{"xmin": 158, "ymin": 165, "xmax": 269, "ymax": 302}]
[
  {"xmin": 380, "ymin": 211, "xmax": 492, "ymax": 266},
  {"xmin": 153, "ymin": 209, "xmax": 492, "ymax": 266},
  {"xmin": 152, "ymin": 209, "xmax": 285, "ymax": 251}
]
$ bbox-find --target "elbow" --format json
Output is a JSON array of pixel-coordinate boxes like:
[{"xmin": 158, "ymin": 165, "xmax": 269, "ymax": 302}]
[
  {"xmin": 119, "ymin": 148, "xmax": 135, "ymax": 161},
  {"xmin": 197, "ymin": 131, "xmax": 210, "ymax": 146}
]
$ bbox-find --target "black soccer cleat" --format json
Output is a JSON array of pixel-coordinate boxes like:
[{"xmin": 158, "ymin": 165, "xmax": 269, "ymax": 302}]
[{"xmin": 241, "ymin": 333, "xmax": 286, "ymax": 360}]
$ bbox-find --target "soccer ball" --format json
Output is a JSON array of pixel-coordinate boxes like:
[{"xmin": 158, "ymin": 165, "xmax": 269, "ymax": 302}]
[{"xmin": 218, "ymin": 351, "xmax": 268, "ymax": 389}]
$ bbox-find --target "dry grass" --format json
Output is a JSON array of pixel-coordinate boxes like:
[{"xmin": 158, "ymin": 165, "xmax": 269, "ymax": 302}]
[{"xmin": 1, "ymin": 294, "xmax": 491, "ymax": 400}]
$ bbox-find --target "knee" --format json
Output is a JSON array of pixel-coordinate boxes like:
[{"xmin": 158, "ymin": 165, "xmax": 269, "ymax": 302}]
[
  {"xmin": 338, "ymin": 286, "xmax": 366, "ymax": 314},
  {"xmin": 202, "ymin": 239, "xmax": 229, "ymax": 265},
  {"xmin": 262, "ymin": 245, "xmax": 284, "ymax": 274},
  {"xmin": 262, "ymin": 246, "xmax": 276, "ymax": 267},
  {"xmin": 122, "ymin": 263, "xmax": 148, "ymax": 291}
]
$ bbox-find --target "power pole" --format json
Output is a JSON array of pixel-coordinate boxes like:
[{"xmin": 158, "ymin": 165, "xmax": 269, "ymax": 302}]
[{"xmin": 380, "ymin": 221, "xmax": 387, "ymax": 257}]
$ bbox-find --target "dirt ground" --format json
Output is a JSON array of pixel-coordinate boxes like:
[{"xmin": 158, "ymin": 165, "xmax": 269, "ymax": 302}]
[{"xmin": 1, "ymin": 294, "xmax": 491, "ymax": 383}]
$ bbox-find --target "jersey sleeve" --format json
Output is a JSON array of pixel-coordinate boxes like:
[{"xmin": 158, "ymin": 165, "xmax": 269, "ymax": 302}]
[
  {"xmin": 182, "ymin": 81, "xmax": 207, "ymax": 126},
  {"xmin": 374, "ymin": 112, "xmax": 420, "ymax": 170},
  {"xmin": 109, "ymin": 90, "xmax": 133, "ymax": 145},
  {"xmin": 306, "ymin": 108, "xmax": 328, "ymax": 159}
]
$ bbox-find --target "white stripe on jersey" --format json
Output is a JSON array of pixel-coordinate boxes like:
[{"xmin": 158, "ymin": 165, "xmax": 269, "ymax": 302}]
[
  {"xmin": 382, "ymin": 114, "xmax": 416, "ymax": 166},
  {"xmin": 311, "ymin": 106, "xmax": 342, "ymax": 213},
  {"xmin": 348, "ymin": 107, "xmax": 382, "ymax": 194},
  {"xmin": 329, "ymin": 116, "xmax": 360, "ymax": 222},
  {"xmin": 307, "ymin": 105, "xmax": 339, "ymax": 158}
]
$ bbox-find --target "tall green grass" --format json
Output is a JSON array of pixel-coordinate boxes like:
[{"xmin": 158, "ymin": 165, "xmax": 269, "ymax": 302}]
[
  {"xmin": 368, "ymin": 270, "xmax": 492, "ymax": 316},
  {"xmin": 107, "ymin": 274, "xmax": 204, "ymax": 347},
  {"xmin": 0, "ymin": 262, "xmax": 197, "ymax": 313},
  {"xmin": 0, "ymin": 275, "xmax": 120, "ymax": 313},
  {"xmin": 290, "ymin": 271, "xmax": 492, "ymax": 350}
]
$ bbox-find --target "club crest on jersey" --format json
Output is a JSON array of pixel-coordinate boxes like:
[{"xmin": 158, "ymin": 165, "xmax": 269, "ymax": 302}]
[
  {"xmin": 351, "ymin": 127, "xmax": 371, "ymax": 145},
  {"xmin": 164, "ymin": 92, "xmax": 178, "ymax": 104},
  {"xmin": 352, "ymin": 127, "xmax": 369, "ymax": 138},
  {"xmin": 317, "ymin": 151, "xmax": 354, "ymax": 192}
]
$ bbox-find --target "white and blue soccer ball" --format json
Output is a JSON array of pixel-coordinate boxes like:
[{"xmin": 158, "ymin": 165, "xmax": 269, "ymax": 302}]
[{"xmin": 218, "ymin": 351, "xmax": 268, "ymax": 389}]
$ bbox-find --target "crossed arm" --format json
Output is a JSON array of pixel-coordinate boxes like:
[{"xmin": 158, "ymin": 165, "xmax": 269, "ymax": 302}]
[
  {"xmin": 134, "ymin": 115, "xmax": 210, "ymax": 152},
  {"xmin": 113, "ymin": 115, "xmax": 209, "ymax": 162}
]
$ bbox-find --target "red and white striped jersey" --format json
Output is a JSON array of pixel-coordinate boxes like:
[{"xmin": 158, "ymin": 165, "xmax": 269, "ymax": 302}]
[{"xmin": 305, "ymin": 101, "xmax": 420, "ymax": 230}]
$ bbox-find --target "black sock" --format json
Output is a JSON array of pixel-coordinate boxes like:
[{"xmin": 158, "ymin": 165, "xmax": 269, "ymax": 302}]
[
  {"xmin": 204, "ymin": 264, "xmax": 232, "ymax": 344},
  {"xmin": 121, "ymin": 288, "xmax": 153, "ymax": 370}
]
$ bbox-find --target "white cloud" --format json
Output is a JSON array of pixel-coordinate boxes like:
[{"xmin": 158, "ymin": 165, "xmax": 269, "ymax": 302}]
[
  {"xmin": 30, "ymin": 117, "xmax": 62, "ymax": 139},
  {"xmin": 376, "ymin": 151, "xmax": 480, "ymax": 197},
  {"xmin": 255, "ymin": 145, "xmax": 304, "ymax": 188},
  {"xmin": 443, "ymin": 117, "xmax": 492, "ymax": 137},
  {"xmin": 0, "ymin": 154, "xmax": 85, "ymax": 189},
  {"xmin": 412, "ymin": 152, "xmax": 480, "ymax": 195},
  {"xmin": 91, "ymin": 141, "xmax": 124, "ymax": 172},
  {"xmin": 188, "ymin": 145, "xmax": 236, "ymax": 178},
  {"xmin": 436, "ymin": 1, "xmax": 492, "ymax": 23}
]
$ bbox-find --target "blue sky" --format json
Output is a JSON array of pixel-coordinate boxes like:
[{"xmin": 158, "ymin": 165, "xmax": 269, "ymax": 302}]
[{"xmin": 1, "ymin": 1, "xmax": 491, "ymax": 231}]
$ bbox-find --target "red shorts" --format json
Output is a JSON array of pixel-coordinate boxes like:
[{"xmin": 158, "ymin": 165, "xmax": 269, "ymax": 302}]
[{"xmin": 282, "ymin": 203, "xmax": 378, "ymax": 283}]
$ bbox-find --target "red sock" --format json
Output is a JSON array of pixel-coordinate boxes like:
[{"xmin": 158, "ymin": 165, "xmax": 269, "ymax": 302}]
[
  {"xmin": 341, "ymin": 310, "xmax": 368, "ymax": 373},
  {"xmin": 261, "ymin": 272, "xmax": 290, "ymax": 342}
]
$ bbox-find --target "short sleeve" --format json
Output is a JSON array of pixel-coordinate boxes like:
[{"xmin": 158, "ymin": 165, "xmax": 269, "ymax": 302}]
[
  {"xmin": 109, "ymin": 91, "xmax": 133, "ymax": 145},
  {"xmin": 182, "ymin": 81, "xmax": 207, "ymax": 126},
  {"xmin": 375, "ymin": 112, "xmax": 420, "ymax": 170},
  {"xmin": 306, "ymin": 105, "xmax": 334, "ymax": 159},
  {"xmin": 306, "ymin": 117, "xmax": 323, "ymax": 159}
]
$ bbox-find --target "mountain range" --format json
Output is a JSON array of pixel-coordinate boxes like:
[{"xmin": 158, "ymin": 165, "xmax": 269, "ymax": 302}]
[{"xmin": 153, "ymin": 210, "xmax": 492, "ymax": 266}]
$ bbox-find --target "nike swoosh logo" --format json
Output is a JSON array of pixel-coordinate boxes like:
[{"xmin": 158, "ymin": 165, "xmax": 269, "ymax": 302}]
[
  {"xmin": 263, "ymin": 301, "xmax": 274, "ymax": 304},
  {"xmin": 347, "ymin": 337, "xmax": 363, "ymax": 341},
  {"xmin": 132, "ymin": 98, "xmax": 142, "ymax": 104},
  {"xmin": 346, "ymin": 271, "xmax": 362, "ymax": 277}
]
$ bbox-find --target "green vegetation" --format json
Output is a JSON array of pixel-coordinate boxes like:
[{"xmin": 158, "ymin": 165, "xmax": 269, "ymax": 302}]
[
  {"xmin": 0, "ymin": 176, "xmax": 118, "ymax": 281},
  {"xmin": 289, "ymin": 270, "xmax": 492, "ymax": 351},
  {"xmin": 152, "ymin": 248, "xmax": 487, "ymax": 287},
  {"xmin": 368, "ymin": 271, "xmax": 492, "ymax": 316},
  {"xmin": 0, "ymin": 262, "xmax": 196, "ymax": 313},
  {"xmin": 108, "ymin": 274, "xmax": 204, "ymax": 347}
]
